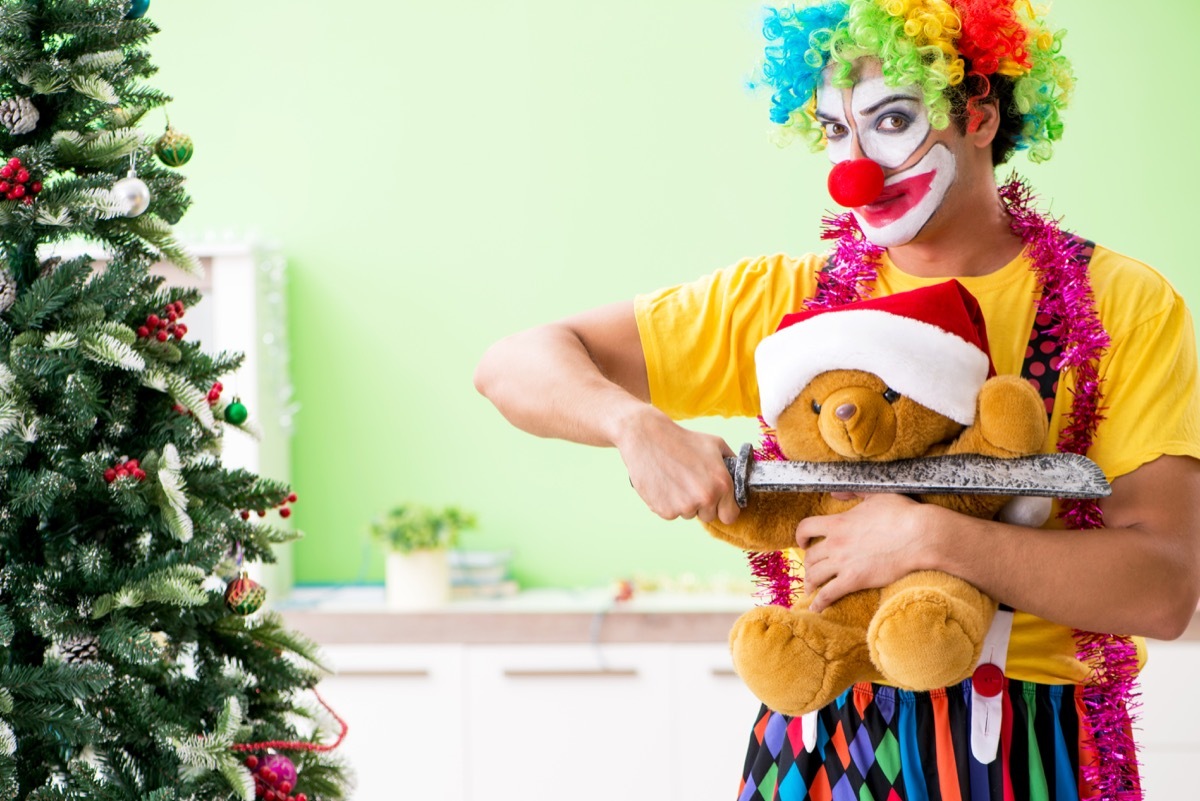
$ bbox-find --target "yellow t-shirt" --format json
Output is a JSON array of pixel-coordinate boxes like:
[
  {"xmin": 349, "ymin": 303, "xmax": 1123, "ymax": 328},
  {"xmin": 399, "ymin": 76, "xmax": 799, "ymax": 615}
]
[{"xmin": 634, "ymin": 245, "xmax": 1200, "ymax": 684}]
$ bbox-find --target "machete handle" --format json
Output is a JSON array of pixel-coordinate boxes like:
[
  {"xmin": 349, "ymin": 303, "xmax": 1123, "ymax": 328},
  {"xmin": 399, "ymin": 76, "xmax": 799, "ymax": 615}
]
[{"xmin": 724, "ymin": 443, "xmax": 754, "ymax": 509}]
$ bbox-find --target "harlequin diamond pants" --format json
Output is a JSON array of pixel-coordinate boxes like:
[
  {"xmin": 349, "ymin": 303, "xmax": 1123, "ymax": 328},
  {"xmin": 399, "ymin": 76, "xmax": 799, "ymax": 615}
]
[{"xmin": 737, "ymin": 679, "xmax": 1124, "ymax": 801}]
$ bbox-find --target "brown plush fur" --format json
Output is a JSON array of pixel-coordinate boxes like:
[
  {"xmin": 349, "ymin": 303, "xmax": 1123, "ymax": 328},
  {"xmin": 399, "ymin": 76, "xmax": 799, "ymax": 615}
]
[{"xmin": 703, "ymin": 369, "xmax": 1048, "ymax": 716}]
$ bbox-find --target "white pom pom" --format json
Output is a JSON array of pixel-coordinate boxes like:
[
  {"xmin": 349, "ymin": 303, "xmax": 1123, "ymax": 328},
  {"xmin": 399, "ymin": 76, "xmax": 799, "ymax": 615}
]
[{"xmin": 998, "ymin": 496, "xmax": 1052, "ymax": 527}]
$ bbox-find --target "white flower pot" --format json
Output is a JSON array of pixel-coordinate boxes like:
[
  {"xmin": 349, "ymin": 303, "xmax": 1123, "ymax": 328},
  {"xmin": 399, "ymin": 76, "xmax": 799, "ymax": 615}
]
[{"xmin": 385, "ymin": 549, "xmax": 451, "ymax": 610}]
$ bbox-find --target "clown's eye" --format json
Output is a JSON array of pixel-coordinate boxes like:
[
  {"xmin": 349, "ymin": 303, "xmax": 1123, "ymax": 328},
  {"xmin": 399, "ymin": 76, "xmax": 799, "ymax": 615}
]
[
  {"xmin": 820, "ymin": 121, "xmax": 848, "ymax": 141},
  {"xmin": 882, "ymin": 388, "xmax": 901, "ymax": 403},
  {"xmin": 811, "ymin": 399, "xmax": 822, "ymax": 414},
  {"xmin": 877, "ymin": 113, "xmax": 910, "ymax": 133}
]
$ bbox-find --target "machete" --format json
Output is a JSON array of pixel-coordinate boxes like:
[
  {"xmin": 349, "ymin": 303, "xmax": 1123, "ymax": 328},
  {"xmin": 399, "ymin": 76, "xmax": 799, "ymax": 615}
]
[{"xmin": 723, "ymin": 443, "xmax": 1111, "ymax": 508}]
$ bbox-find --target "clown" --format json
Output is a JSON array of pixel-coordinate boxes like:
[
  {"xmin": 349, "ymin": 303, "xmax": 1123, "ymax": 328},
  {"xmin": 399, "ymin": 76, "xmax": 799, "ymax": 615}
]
[
  {"xmin": 475, "ymin": 2, "xmax": 1200, "ymax": 800},
  {"xmin": 760, "ymin": 0, "xmax": 1072, "ymax": 252}
]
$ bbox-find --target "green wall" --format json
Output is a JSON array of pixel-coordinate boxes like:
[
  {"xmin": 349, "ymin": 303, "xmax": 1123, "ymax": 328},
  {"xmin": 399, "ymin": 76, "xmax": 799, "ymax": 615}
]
[{"xmin": 148, "ymin": 2, "xmax": 1200, "ymax": 589}]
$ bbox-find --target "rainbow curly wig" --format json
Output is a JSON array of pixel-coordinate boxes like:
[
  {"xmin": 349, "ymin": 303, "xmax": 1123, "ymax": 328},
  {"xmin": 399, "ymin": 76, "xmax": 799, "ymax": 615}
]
[{"xmin": 760, "ymin": 0, "xmax": 1073, "ymax": 163}]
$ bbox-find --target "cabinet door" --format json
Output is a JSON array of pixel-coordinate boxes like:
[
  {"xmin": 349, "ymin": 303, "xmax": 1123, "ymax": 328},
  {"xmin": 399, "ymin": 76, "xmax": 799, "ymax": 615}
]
[
  {"xmin": 1136, "ymin": 640, "xmax": 1200, "ymax": 797},
  {"xmin": 318, "ymin": 645, "xmax": 466, "ymax": 801},
  {"xmin": 464, "ymin": 644, "xmax": 674, "ymax": 801},
  {"xmin": 670, "ymin": 645, "xmax": 762, "ymax": 801}
]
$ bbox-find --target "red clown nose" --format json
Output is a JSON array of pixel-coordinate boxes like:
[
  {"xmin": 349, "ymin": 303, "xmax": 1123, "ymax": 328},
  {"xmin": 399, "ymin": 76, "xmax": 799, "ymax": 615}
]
[{"xmin": 827, "ymin": 158, "xmax": 885, "ymax": 208}]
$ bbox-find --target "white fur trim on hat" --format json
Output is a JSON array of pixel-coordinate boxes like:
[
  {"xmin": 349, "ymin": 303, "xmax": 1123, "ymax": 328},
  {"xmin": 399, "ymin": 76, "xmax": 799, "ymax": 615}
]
[{"xmin": 756, "ymin": 308, "xmax": 990, "ymax": 427}]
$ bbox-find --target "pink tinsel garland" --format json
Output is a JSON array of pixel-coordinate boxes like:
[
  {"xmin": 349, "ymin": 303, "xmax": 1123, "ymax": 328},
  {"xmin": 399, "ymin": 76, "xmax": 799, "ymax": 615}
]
[{"xmin": 746, "ymin": 176, "xmax": 1141, "ymax": 800}]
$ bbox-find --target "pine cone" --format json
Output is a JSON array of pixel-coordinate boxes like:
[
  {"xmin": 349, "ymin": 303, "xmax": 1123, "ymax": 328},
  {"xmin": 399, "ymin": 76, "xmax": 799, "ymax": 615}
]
[
  {"xmin": 58, "ymin": 636, "xmax": 100, "ymax": 664},
  {"xmin": 39, "ymin": 256, "xmax": 61, "ymax": 278},
  {"xmin": 0, "ymin": 269, "xmax": 15, "ymax": 314},
  {"xmin": 0, "ymin": 96, "xmax": 39, "ymax": 135}
]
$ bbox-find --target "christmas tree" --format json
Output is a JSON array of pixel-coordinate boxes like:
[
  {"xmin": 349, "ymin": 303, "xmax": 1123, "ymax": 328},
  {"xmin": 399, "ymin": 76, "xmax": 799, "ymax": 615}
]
[{"xmin": 0, "ymin": 2, "xmax": 350, "ymax": 799}]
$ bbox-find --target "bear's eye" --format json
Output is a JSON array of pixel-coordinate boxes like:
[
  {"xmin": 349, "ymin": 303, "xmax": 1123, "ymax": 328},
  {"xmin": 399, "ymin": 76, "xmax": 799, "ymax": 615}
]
[
  {"xmin": 811, "ymin": 399, "xmax": 822, "ymax": 414},
  {"xmin": 882, "ymin": 388, "xmax": 901, "ymax": 404}
]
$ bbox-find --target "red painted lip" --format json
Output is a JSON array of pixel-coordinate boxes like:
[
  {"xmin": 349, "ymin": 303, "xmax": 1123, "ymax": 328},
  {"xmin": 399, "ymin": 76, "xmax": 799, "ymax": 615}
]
[{"xmin": 857, "ymin": 170, "xmax": 936, "ymax": 228}]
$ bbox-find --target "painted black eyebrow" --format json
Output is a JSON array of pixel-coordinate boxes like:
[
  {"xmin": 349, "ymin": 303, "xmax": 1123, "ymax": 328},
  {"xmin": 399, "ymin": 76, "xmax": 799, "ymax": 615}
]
[{"xmin": 858, "ymin": 94, "xmax": 921, "ymax": 116}]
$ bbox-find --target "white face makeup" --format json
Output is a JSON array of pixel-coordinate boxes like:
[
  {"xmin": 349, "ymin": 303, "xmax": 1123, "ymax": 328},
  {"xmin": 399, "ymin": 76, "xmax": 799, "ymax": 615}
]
[
  {"xmin": 856, "ymin": 144, "xmax": 956, "ymax": 247},
  {"xmin": 815, "ymin": 67, "xmax": 954, "ymax": 247}
]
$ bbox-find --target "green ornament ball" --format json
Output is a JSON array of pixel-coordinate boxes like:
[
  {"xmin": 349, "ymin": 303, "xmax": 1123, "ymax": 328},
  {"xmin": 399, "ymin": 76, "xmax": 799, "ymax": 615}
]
[
  {"xmin": 155, "ymin": 125, "xmax": 194, "ymax": 168},
  {"xmin": 224, "ymin": 400, "xmax": 249, "ymax": 425},
  {"xmin": 125, "ymin": 0, "xmax": 150, "ymax": 19}
]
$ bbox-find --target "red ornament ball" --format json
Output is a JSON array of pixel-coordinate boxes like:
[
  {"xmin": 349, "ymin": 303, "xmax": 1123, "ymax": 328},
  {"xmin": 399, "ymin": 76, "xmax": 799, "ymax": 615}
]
[
  {"xmin": 827, "ymin": 158, "xmax": 885, "ymax": 208},
  {"xmin": 279, "ymin": 507, "xmax": 291, "ymax": 519}
]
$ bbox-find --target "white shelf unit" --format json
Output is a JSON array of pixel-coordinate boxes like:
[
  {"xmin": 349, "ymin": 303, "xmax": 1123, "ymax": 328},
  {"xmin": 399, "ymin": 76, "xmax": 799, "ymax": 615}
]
[{"xmin": 45, "ymin": 240, "xmax": 296, "ymax": 596}]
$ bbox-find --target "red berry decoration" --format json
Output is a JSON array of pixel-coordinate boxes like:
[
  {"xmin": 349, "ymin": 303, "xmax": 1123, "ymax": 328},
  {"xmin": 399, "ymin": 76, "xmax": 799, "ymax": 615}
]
[
  {"xmin": 225, "ymin": 572, "xmax": 267, "ymax": 615},
  {"xmin": 137, "ymin": 301, "xmax": 189, "ymax": 341},
  {"xmin": 279, "ymin": 507, "xmax": 291, "ymax": 519},
  {"xmin": 245, "ymin": 755, "xmax": 259, "ymax": 770},
  {"xmin": 240, "ymin": 510, "xmax": 251, "ymax": 520},
  {"xmin": 0, "ymin": 157, "xmax": 41, "ymax": 207},
  {"xmin": 105, "ymin": 457, "xmax": 147, "ymax": 483},
  {"xmin": 827, "ymin": 158, "xmax": 886, "ymax": 208}
]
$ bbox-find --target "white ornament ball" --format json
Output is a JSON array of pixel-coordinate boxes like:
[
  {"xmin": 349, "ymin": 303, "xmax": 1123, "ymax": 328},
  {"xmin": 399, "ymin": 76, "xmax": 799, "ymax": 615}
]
[{"xmin": 112, "ymin": 172, "xmax": 150, "ymax": 217}]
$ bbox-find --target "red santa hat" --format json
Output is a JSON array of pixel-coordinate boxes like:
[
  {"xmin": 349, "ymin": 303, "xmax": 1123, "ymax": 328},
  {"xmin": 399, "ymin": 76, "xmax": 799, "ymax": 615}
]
[{"xmin": 755, "ymin": 280, "xmax": 995, "ymax": 428}]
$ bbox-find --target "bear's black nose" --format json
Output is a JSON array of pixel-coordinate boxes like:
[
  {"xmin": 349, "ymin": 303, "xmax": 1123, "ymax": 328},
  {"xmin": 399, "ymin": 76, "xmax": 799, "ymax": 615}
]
[{"xmin": 835, "ymin": 403, "xmax": 857, "ymax": 421}]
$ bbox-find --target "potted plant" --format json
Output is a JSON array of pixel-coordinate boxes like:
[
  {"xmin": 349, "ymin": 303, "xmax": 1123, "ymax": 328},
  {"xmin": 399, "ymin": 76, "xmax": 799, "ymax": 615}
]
[{"xmin": 369, "ymin": 504, "xmax": 477, "ymax": 610}]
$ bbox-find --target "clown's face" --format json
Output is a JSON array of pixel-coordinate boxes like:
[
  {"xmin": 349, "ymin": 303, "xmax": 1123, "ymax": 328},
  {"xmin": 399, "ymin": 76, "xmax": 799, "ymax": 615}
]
[{"xmin": 815, "ymin": 60, "xmax": 958, "ymax": 247}]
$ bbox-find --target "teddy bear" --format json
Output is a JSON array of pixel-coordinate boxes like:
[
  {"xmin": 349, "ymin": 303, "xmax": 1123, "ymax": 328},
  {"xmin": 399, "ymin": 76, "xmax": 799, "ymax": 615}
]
[{"xmin": 702, "ymin": 280, "xmax": 1050, "ymax": 717}]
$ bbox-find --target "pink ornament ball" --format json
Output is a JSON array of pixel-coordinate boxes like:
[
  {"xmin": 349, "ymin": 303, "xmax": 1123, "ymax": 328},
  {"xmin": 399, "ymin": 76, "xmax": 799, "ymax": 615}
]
[
  {"xmin": 256, "ymin": 753, "xmax": 297, "ymax": 791},
  {"xmin": 827, "ymin": 158, "xmax": 885, "ymax": 208}
]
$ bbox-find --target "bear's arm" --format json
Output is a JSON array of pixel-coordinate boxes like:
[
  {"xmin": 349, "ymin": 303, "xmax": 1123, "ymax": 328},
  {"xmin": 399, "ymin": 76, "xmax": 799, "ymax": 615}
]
[{"xmin": 701, "ymin": 492, "xmax": 822, "ymax": 552}]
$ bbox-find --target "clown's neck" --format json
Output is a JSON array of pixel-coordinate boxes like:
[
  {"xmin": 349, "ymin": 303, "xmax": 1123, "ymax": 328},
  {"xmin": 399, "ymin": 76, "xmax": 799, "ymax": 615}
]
[{"xmin": 883, "ymin": 184, "xmax": 1025, "ymax": 279}]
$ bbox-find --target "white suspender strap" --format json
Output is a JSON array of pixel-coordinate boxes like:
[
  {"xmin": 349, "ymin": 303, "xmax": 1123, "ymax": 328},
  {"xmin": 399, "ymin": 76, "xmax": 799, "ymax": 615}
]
[
  {"xmin": 801, "ymin": 710, "xmax": 817, "ymax": 753},
  {"xmin": 970, "ymin": 607, "xmax": 1014, "ymax": 764}
]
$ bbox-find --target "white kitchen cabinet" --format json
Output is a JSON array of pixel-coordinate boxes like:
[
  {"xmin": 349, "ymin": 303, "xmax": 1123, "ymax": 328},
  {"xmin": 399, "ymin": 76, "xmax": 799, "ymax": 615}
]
[
  {"xmin": 1135, "ymin": 640, "xmax": 1200, "ymax": 797},
  {"xmin": 312, "ymin": 640, "xmax": 759, "ymax": 801},
  {"xmin": 319, "ymin": 644, "xmax": 467, "ymax": 800},
  {"xmin": 464, "ymin": 644, "xmax": 676, "ymax": 801},
  {"xmin": 670, "ymin": 645, "xmax": 761, "ymax": 801}
]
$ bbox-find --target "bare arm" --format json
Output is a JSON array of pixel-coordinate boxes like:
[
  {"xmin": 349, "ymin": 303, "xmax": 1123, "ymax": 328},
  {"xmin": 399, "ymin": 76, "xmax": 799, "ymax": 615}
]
[
  {"xmin": 473, "ymin": 301, "xmax": 740, "ymax": 524},
  {"xmin": 798, "ymin": 454, "xmax": 1200, "ymax": 640}
]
